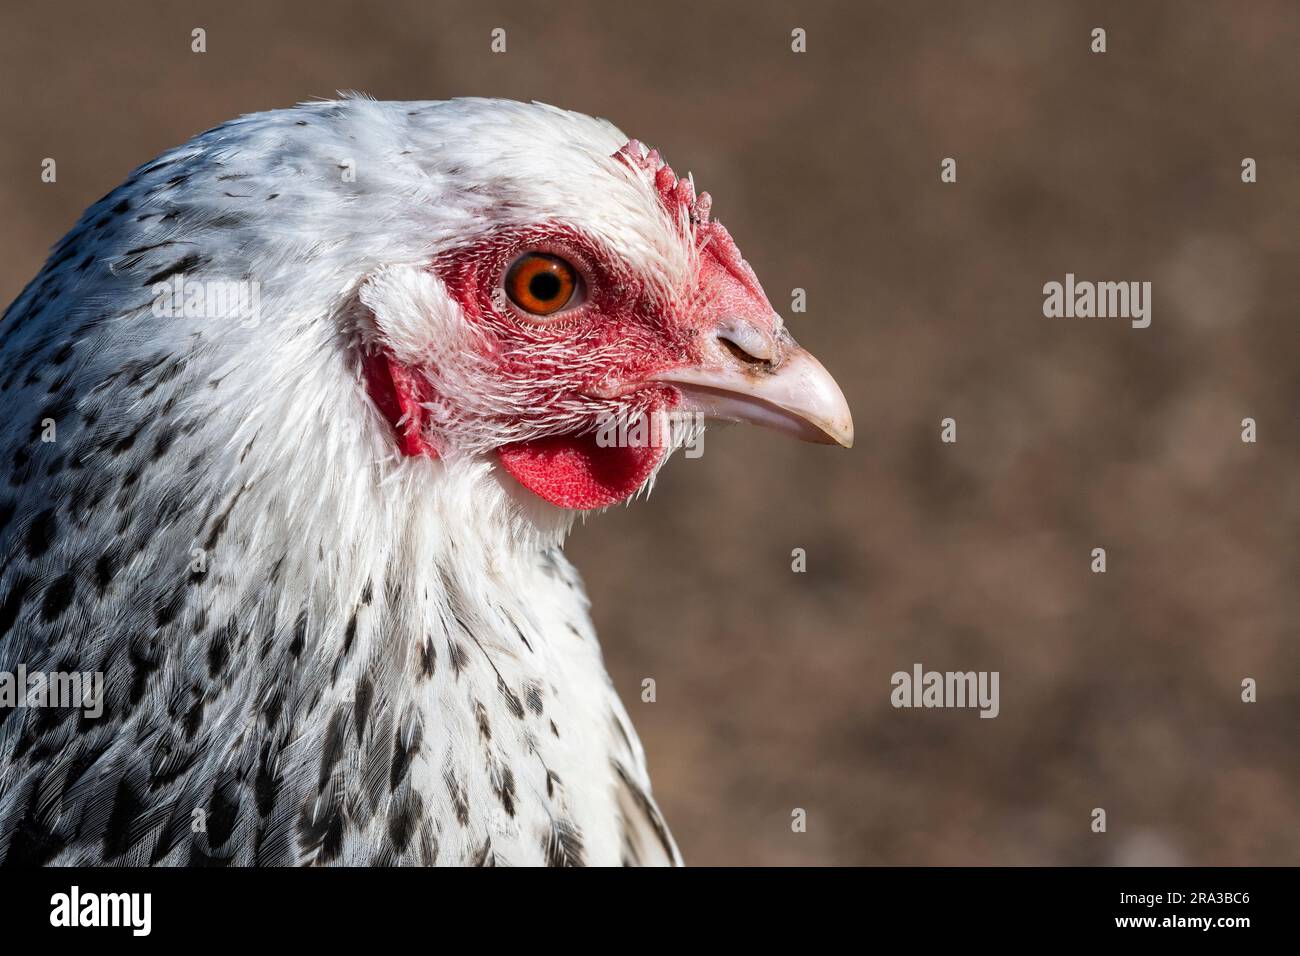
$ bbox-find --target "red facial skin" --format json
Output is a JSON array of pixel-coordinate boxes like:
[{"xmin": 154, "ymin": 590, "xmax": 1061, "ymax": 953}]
[
  {"xmin": 363, "ymin": 147, "xmax": 782, "ymax": 510},
  {"xmin": 362, "ymin": 352, "xmax": 437, "ymax": 458}
]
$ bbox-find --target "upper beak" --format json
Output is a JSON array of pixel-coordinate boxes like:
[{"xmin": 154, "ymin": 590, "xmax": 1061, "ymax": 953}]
[{"xmin": 651, "ymin": 323, "xmax": 854, "ymax": 448}]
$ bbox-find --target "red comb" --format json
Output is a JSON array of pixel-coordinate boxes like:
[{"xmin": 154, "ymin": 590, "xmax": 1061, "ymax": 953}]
[
  {"xmin": 612, "ymin": 139, "xmax": 764, "ymax": 300},
  {"xmin": 614, "ymin": 139, "xmax": 712, "ymax": 227}
]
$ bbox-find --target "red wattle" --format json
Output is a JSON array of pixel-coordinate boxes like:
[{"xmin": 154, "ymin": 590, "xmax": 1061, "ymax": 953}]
[{"xmin": 497, "ymin": 433, "xmax": 666, "ymax": 510}]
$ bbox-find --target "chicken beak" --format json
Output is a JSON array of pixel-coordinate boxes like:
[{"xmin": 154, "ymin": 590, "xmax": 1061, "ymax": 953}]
[{"xmin": 652, "ymin": 328, "xmax": 854, "ymax": 448}]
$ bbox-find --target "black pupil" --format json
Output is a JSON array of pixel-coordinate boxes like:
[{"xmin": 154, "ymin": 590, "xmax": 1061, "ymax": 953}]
[{"xmin": 529, "ymin": 271, "xmax": 562, "ymax": 302}]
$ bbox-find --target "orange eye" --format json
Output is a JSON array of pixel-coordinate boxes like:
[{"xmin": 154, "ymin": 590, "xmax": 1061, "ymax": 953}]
[{"xmin": 505, "ymin": 253, "xmax": 578, "ymax": 316}]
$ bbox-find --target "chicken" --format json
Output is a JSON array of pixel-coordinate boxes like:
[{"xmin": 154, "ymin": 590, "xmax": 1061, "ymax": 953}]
[{"xmin": 0, "ymin": 97, "xmax": 852, "ymax": 866}]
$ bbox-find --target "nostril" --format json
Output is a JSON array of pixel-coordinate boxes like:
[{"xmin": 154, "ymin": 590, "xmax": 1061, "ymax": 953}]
[
  {"xmin": 719, "ymin": 336, "xmax": 769, "ymax": 367},
  {"xmin": 715, "ymin": 319, "xmax": 776, "ymax": 365}
]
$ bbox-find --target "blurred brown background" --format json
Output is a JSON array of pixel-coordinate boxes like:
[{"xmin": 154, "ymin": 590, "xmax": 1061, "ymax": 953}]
[{"xmin": 2, "ymin": 1, "xmax": 1297, "ymax": 865}]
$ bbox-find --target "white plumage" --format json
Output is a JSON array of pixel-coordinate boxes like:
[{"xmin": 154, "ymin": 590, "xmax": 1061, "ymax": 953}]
[{"xmin": 0, "ymin": 96, "xmax": 850, "ymax": 866}]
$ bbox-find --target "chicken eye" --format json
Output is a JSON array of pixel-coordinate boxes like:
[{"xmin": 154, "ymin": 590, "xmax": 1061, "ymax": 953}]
[{"xmin": 505, "ymin": 253, "xmax": 578, "ymax": 316}]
